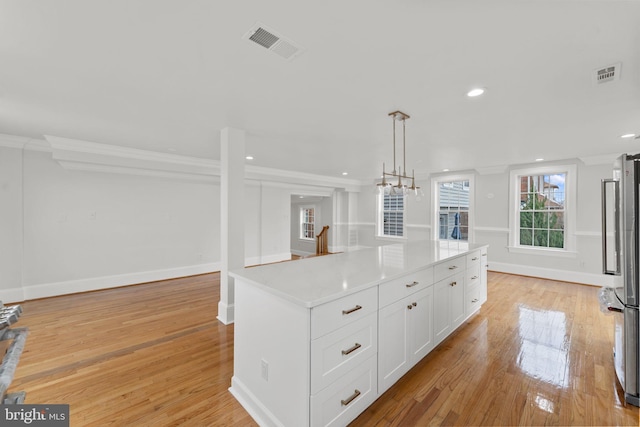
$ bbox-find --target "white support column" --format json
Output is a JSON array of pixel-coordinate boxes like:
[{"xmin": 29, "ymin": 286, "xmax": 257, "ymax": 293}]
[{"xmin": 218, "ymin": 127, "xmax": 245, "ymax": 325}]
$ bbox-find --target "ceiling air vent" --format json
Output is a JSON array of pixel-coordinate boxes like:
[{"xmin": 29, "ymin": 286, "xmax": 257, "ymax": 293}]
[
  {"xmin": 594, "ymin": 62, "xmax": 621, "ymax": 84},
  {"xmin": 243, "ymin": 23, "xmax": 304, "ymax": 61}
]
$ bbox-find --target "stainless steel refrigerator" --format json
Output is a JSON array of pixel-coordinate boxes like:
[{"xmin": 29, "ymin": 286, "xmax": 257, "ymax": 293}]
[{"xmin": 601, "ymin": 153, "xmax": 640, "ymax": 407}]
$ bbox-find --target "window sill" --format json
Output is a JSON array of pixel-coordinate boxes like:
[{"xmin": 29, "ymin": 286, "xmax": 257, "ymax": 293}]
[{"xmin": 507, "ymin": 246, "xmax": 577, "ymax": 258}]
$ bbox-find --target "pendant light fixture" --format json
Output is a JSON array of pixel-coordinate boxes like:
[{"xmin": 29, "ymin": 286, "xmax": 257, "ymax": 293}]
[{"xmin": 376, "ymin": 110, "xmax": 421, "ymax": 196}]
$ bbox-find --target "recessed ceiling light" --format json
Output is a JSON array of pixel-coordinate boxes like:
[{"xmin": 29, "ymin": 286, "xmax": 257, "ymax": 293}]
[
  {"xmin": 342, "ymin": 172, "xmax": 348, "ymax": 176},
  {"xmin": 621, "ymin": 133, "xmax": 637, "ymax": 139},
  {"xmin": 535, "ymin": 158, "xmax": 544, "ymax": 162},
  {"xmin": 443, "ymin": 169, "xmax": 450, "ymax": 172},
  {"xmin": 467, "ymin": 88, "xmax": 485, "ymax": 97},
  {"xmin": 245, "ymin": 156, "xmax": 254, "ymax": 160}
]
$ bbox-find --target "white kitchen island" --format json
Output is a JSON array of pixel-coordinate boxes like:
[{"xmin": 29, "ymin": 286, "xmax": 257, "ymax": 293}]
[{"xmin": 229, "ymin": 240, "xmax": 488, "ymax": 427}]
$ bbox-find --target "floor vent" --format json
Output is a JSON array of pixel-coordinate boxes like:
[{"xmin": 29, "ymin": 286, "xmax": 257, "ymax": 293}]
[
  {"xmin": 594, "ymin": 62, "xmax": 621, "ymax": 84},
  {"xmin": 243, "ymin": 23, "xmax": 304, "ymax": 61}
]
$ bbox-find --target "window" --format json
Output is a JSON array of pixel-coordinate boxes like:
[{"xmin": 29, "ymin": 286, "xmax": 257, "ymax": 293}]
[
  {"xmin": 377, "ymin": 193, "xmax": 405, "ymax": 238},
  {"xmin": 509, "ymin": 164, "xmax": 576, "ymax": 255},
  {"xmin": 300, "ymin": 206, "xmax": 315, "ymax": 240},
  {"xmin": 432, "ymin": 174, "xmax": 474, "ymax": 242},
  {"xmin": 518, "ymin": 174, "xmax": 565, "ymax": 248}
]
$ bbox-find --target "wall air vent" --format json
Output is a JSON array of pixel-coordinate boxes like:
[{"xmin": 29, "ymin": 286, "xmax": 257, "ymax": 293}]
[
  {"xmin": 594, "ymin": 62, "xmax": 621, "ymax": 84},
  {"xmin": 243, "ymin": 23, "xmax": 304, "ymax": 61}
]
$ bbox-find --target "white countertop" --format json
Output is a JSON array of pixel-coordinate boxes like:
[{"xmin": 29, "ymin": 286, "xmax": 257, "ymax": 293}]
[{"xmin": 230, "ymin": 240, "xmax": 487, "ymax": 308}]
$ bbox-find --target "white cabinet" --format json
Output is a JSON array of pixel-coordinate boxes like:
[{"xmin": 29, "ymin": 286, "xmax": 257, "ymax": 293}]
[
  {"xmin": 230, "ymin": 243, "xmax": 488, "ymax": 427},
  {"xmin": 310, "ymin": 287, "xmax": 378, "ymax": 426},
  {"xmin": 378, "ymin": 267, "xmax": 434, "ymax": 394},
  {"xmin": 433, "ymin": 254, "xmax": 466, "ymax": 347},
  {"xmin": 378, "ymin": 286, "xmax": 434, "ymax": 393},
  {"xmin": 480, "ymin": 248, "xmax": 488, "ymax": 304},
  {"xmin": 433, "ymin": 272, "xmax": 464, "ymax": 345}
]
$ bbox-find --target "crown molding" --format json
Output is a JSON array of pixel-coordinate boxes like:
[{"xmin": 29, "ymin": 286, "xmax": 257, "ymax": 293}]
[
  {"xmin": 0, "ymin": 134, "xmax": 50, "ymax": 151},
  {"xmin": 475, "ymin": 165, "xmax": 508, "ymax": 175},
  {"xmin": 41, "ymin": 135, "xmax": 362, "ymax": 190},
  {"xmin": 578, "ymin": 153, "xmax": 618, "ymax": 166}
]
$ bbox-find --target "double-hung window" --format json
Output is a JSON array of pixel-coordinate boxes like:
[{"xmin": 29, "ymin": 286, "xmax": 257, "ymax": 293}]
[
  {"xmin": 377, "ymin": 192, "xmax": 405, "ymax": 238},
  {"xmin": 300, "ymin": 206, "xmax": 315, "ymax": 240},
  {"xmin": 509, "ymin": 164, "xmax": 576, "ymax": 255}
]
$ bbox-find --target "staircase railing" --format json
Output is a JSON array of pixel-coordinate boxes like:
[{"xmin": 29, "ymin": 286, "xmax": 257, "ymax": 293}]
[{"xmin": 316, "ymin": 225, "xmax": 329, "ymax": 255}]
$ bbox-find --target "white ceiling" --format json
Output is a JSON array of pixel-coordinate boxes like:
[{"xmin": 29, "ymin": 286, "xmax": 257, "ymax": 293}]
[{"xmin": 1, "ymin": 0, "xmax": 639, "ymax": 182}]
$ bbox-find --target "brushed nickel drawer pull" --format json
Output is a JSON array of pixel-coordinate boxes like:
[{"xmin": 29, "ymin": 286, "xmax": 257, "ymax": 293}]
[
  {"xmin": 482, "ymin": 253, "xmax": 487, "ymax": 257},
  {"xmin": 405, "ymin": 281, "xmax": 419, "ymax": 288},
  {"xmin": 341, "ymin": 343, "xmax": 362, "ymax": 355},
  {"xmin": 472, "ymin": 298, "xmax": 479, "ymax": 303},
  {"xmin": 472, "ymin": 257, "xmax": 479, "ymax": 261},
  {"xmin": 448, "ymin": 265, "xmax": 458, "ymax": 270},
  {"xmin": 341, "ymin": 389, "xmax": 361, "ymax": 406},
  {"xmin": 450, "ymin": 281, "xmax": 457, "ymax": 287},
  {"xmin": 342, "ymin": 305, "xmax": 362, "ymax": 315},
  {"xmin": 407, "ymin": 305, "xmax": 413, "ymax": 310},
  {"xmin": 471, "ymin": 275, "xmax": 479, "ymax": 280},
  {"xmin": 412, "ymin": 302, "xmax": 417, "ymax": 307}
]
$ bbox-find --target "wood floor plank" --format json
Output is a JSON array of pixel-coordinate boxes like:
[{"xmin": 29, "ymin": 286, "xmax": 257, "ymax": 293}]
[{"xmin": 5, "ymin": 271, "xmax": 640, "ymax": 426}]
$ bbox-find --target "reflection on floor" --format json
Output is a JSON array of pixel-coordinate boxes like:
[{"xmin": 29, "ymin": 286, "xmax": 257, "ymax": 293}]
[{"xmin": 350, "ymin": 272, "xmax": 639, "ymax": 426}]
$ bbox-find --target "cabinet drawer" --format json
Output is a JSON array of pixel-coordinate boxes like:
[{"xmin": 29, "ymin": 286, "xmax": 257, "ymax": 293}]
[
  {"xmin": 311, "ymin": 287, "xmax": 378, "ymax": 339},
  {"xmin": 310, "ymin": 354, "xmax": 377, "ymax": 427},
  {"xmin": 311, "ymin": 312, "xmax": 377, "ymax": 394},
  {"xmin": 465, "ymin": 283, "xmax": 482, "ymax": 317},
  {"xmin": 466, "ymin": 250, "xmax": 481, "ymax": 268},
  {"xmin": 466, "ymin": 264, "xmax": 480, "ymax": 288},
  {"xmin": 379, "ymin": 267, "xmax": 433, "ymax": 308},
  {"xmin": 434, "ymin": 256, "xmax": 466, "ymax": 282}
]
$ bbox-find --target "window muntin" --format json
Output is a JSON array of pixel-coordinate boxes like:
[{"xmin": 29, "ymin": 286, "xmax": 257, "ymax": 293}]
[
  {"xmin": 300, "ymin": 207, "xmax": 315, "ymax": 240},
  {"xmin": 378, "ymin": 193, "xmax": 405, "ymax": 238},
  {"xmin": 518, "ymin": 174, "xmax": 565, "ymax": 248},
  {"xmin": 438, "ymin": 180, "xmax": 470, "ymax": 241},
  {"xmin": 508, "ymin": 164, "xmax": 576, "ymax": 256}
]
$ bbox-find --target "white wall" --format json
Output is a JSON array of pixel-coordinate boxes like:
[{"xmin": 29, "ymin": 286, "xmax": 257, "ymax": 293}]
[
  {"xmin": 475, "ymin": 160, "xmax": 613, "ymax": 285},
  {"xmin": 1, "ymin": 133, "xmax": 614, "ymax": 304},
  {"xmin": 0, "ymin": 140, "xmax": 304, "ymax": 302},
  {"xmin": 354, "ymin": 181, "xmax": 430, "ymax": 248},
  {"xmin": 354, "ymin": 160, "xmax": 614, "ymax": 286},
  {"xmin": 289, "ymin": 195, "xmax": 334, "ymax": 257},
  {"xmin": 0, "ymin": 147, "xmax": 24, "ymax": 301}
]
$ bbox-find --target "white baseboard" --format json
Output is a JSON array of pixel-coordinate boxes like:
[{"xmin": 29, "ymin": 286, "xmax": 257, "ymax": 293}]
[
  {"xmin": 245, "ymin": 253, "xmax": 292, "ymax": 266},
  {"xmin": 217, "ymin": 300, "xmax": 235, "ymax": 325},
  {"xmin": 5, "ymin": 262, "xmax": 221, "ymax": 303},
  {"xmin": 489, "ymin": 261, "xmax": 614, "ymax": 287},
  {"xmin": 0, "ymin": 287, "xmax": 28, "ymax": 305},
  {"xmin": 229, "ymin": 376, "xmax": 282, "ymax": 427}
]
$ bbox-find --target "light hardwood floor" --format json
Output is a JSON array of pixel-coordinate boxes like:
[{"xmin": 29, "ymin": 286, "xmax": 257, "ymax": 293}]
[{"xmin": 6, "ymin": 271, "xmax": 639, "ymax": 426}]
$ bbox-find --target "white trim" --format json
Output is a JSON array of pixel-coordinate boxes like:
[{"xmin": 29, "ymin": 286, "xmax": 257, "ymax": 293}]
[
  {"xmin": 575, "ymin": 230, "xmax": 601, "ymax": 237},
  {"xmin": 406, "ymin": 224, "xmax": 431, "ymax": 230},
  {"xmin": 508, "ymin": 163, "xmax": 577, "ymax": 253},
  {"xmin": 376, "ymin": 192, "xmax": 407, "ymax": 239},
  {"xmin": 579, "ymin": 153, "xmax": 618, "ymax": 166},
  {"xmin": 245, "ymin": 253, "xmax": 292, "ymax": 267},
  {"xmin": 475, "ymin": 165, "xmax": 508, "ymax": 175},
  {"xmin": 6, "ymin": 263, "xmax": 220, "ymax": 303},
  {"xmin": 229, "ymin": 376, "xmax": 283, "ymax": 427},
  {"xmin": 489, "ymin": 261, "xmax": 614, "ymax": 287},
  {"xmin": 37, "ymin": 134, "xmax": 360, "ymax": 190},
  {"xmin": 431, "ymin": 172, "xmax": 475, "ymax": 241},
  {"xmin": 506, "ymin": 246, "xmax": 578, "ymax": 258},
  {"xmin": 475, "ymin": 226, "xmax": 509, "ymax": 233},
  {"xmin": 217, "ymin": 300, "xmax": 235, "ymax": 325}
]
